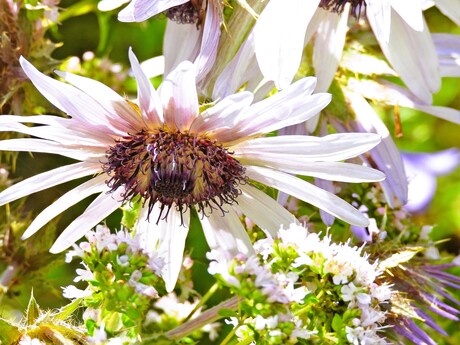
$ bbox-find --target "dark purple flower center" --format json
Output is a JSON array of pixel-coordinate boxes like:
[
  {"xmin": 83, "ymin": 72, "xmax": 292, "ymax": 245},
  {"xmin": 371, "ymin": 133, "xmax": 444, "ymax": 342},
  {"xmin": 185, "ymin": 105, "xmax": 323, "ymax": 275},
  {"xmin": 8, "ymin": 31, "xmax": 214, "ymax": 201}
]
[
  {"xmin": 103, "ymin": 129, "xmax": 246, "ymax": 222},
  {"xmin": 166, "ymin": 1, "xmax": 204, "ymax": 25},
  {"xmin": 319, "ymin": 0, "xmax": 366, "ymax": 17}
]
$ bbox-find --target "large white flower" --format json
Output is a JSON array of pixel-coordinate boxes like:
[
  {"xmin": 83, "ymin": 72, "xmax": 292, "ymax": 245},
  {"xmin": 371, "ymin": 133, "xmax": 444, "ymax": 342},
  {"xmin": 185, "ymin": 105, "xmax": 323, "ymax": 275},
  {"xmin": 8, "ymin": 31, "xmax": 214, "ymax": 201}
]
[
  {"xmin": 254, "ymin": 0, "xmax": 446, "ymax": 103},
  {"xmin": 0, "ymin": 49, "xmax": 385, "ymax": 291},
  {"xmin": 118, "ymin": 0, "xmax": 221, "ymax": 82}
]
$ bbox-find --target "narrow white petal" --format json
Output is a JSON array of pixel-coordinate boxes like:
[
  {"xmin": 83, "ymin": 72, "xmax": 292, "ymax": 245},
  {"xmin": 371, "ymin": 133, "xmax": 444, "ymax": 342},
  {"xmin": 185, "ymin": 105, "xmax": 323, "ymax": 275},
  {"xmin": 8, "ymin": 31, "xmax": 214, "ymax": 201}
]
[
  {"xmin": 366, "ymin": 0, "xmax": 392, "ymax": 42},
  {"xmin": 118, "ymin": 0, "xmax": 188, "ymax": 22},
  {"xmin": 0, "ymin": 138, "xmax": 104, "ymax": 161},
  {"xmin": 128, "ymin": 47, "xmax": 164, "ymax": 127},
  {"xmin": 368, "ymin": 9, "xmax": 440, "ymax": 103},
  {"xmin": 0, "ymin": 162, "xmax": 101, "ymax": 206},
  {"xmin": 50, "ymin": 188, "xmax": 124, "ymax": 253},
  {"xmin": 389, "ymin": 0, "xmax": 424, "ymax": 31},
  {"xmin": 195, "ymin": 2, "xmax": 220, "ymax": 82},
  {"xmin": 0, "ymin": 115, "xmax": 71, "ymax": 127},
  {"xmin": 213, "ymin": 78, "xmax": 331, "ymax": 145},
  {"xmin": 19, "ymin": 57, "xmax": 120, "ymax": 136},
  {"xmin": 238, "ymin": 184, "xmax": 298, "ymax": 237},
  {"xmin": 242, "ymin": 160, "xmax": 385, "ymax": 183},
  {"xmin": 200, "ymin": 205, "xmax": 254, "ymax": 256},
  {"xmin": 254, "ymin": 0, "xmax": 320, "ymax": 89},
  {"xmin": 433, "ymin": 33, "xmax": 460, "ymax": 78},
  {"xmin": 316, "ymin": 178, "xmax": 336, "ymax": 226},
  {"xmin": 159, "ymin": 61, "xmax": 199, "ymax": 131},
  {"xmin": 54, "ymin": 70, "xmax": 144, "ymax": 131},
  {"xmin": 189, "ymin": 91, "xmax": 254, "ymax": 135},
  {"xmin": 157, "ymin": 209, "xmax": 190, "ymax": 292},
  {"xmin": 246, "ymin": 166, "xmax": 369, "ymax": 227},
  {"xmin": 140, "ymin": 55, "xmax": 165, "ymax": 79},
  {"xmin": 22, "ymin": 175, "xmax": 108, "ymax": 239},
  {"xmin": 136, "ymin": 204, "xmax": 162, "ymax": 253},
  {"xmin": 233, "ymin": 133, "xmax": 381, "ymax": 162},
  {"xmin": 433, "ymin": 0, "xmax": 460, "ymax": 25},
  {"xmin": 164, "ymin": 21, "xmax": 201, "ymax": 77},
  {"xmin": 313, "ymin": 10, "xmax": 348, "ymax": 92}
]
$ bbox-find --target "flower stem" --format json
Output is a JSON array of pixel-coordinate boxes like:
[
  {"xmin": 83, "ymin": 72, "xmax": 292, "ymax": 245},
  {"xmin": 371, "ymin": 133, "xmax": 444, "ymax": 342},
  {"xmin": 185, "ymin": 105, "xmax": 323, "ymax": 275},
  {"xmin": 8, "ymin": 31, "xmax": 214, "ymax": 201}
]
[{"xmin": 183, "ymin": 282, "xmax": 219, "ymax": 323}]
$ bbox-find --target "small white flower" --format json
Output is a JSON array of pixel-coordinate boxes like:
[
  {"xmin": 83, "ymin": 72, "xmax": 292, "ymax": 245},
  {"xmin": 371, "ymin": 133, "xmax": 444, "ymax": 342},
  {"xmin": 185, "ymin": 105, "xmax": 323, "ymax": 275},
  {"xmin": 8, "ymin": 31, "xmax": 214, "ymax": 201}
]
[{"xmin": 62, "ymin": 285, "xmax": 93, "ymax": 300}]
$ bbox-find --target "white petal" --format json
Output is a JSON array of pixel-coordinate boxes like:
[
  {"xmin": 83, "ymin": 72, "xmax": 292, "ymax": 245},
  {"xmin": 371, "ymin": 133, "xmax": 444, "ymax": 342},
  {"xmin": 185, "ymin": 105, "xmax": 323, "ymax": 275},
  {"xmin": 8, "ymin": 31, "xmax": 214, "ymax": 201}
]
[
  {"xmin": 19, "ymin": 57, "xmax": 120, "ymax": 136},
  {"xmin": 254, "ymin": 0, "xmax": 320, "ymax": 89},
  {"xmin": 315, "ymin": 178, "xmax": 336, "ymax": 226},
  {"xmin": 128, "ymin": 47, "xmax": 163, "ymax": 127},
  {"xmin": 22, "ymin": 175, "xmax": 108, "ymax": 239},
  {"xmin": 213, "ymin": 78, "xmax": 331, "ymax": 145},
  {"xmin": 246, "ymin": 166, "xmax": 369, "ymax": 227},
  {"xmin": 243, "ymin": 160, "xmax": 385, "ymax": 183},
  {"xmin": 50, "ymin": 188, "xmax": 124, "ymax": 253},
  {"xmin": 54, "ymin": 70, "xmax": 144, "ymax": 131},
  {"xmin": 313, "ymin": 10, "xmax": 348, "ymax": 92},
  {"xmin": 433, "ymin": 0, "xmax": 460, "ymax": 25},
  {"xmin": 368, "ymin": 9, "xmax": 440, "ymax": 103},
  {"xmin": 0, "ymin": 138, "xmax": 104, "ymax": 161},
  {"xmin": 189, "ymin": 91, "xmax": 254, "ymax": 135},
  {"xmin": 140, "ymin": 55, "xmax": 165, "ymax": 78},
  {"xmin": 118, "ymin": 0, "xmax": 188, "ymax": 22},
  {"xmin": 233, "ymin": 133, "xmax": 382, "ymax": 162},
  {"xmin": 0, "ymin": 162, "xmax": 101, "ymax": 206},
  {"xmin": 200, "ymin": 205, "xmax": 254, "ymax": 256},
  {"xmin": 366, "ymin": 0, "xmax": 392, "ymax": 42},
  {"xmin": 157, "ymin": 208, "xmax": 190, "ymax": 292},
  {"xmin": 195, "ymin": 2, "xmax": 221, "ymax": 82},
  {"xmin": 433, "ymin": 33, "xmax": 460, "ymax": 77},
  {"xmin": 389, "ymin": 0, "xmax": 424, "ymax": 31},
  {"xmin": 164, "ymin": 21, "xmax": 201, "ymax": 77},
  {"xmin": 159, "ymin": 61, "xmax": 199, "ymax": 131},
  {"xmin": 237, "ymin": 184, "xmax": 298, "ymax": 237}
]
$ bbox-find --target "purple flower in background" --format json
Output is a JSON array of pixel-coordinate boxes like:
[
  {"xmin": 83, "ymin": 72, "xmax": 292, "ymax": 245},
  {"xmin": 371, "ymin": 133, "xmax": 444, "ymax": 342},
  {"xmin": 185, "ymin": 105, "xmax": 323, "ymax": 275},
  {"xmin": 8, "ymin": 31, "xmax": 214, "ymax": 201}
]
[{"xmin": 403, "ymin": 149, "xmax": 460, "ymax": 214}]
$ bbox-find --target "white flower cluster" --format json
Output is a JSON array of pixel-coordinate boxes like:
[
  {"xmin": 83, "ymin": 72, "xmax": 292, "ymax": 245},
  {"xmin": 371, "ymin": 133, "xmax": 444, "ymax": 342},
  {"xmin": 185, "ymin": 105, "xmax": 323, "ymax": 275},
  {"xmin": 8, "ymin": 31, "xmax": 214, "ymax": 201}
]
[{"xmin": 255, "ymin": 224, "xmax": 392, "ymax": 345}]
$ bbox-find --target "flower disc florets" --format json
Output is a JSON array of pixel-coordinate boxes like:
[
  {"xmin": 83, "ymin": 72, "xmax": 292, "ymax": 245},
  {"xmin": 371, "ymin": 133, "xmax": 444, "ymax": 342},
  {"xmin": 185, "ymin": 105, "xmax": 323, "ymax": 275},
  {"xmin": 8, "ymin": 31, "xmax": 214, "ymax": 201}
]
[
  {"xmin": 104, "ymin": 128, "xmax": 246, "ymax": 221},
  {"xmin": 166, "ymin": 1, "xmax": 203, "ymax": 25},
  {"xmin": 319, "ymin": 0, "xmax": 366, "ymax": 17}
]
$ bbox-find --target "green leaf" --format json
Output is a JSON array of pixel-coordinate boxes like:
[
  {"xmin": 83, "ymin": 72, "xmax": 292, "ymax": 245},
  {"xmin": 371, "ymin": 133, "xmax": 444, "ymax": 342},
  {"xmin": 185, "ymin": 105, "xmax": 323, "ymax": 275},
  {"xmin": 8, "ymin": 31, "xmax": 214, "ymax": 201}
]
[
  {"xmin": 217, "ymin": 308, "xmax": 238, "ymax": 318},
  {"xmin": 331, "ymin": 314, "xmax": 342, "ymax": 332},
  {"xmin": 0, "ymin": 317, "xmax": 21, "ymax": 344},
  {"xmin": 121, "ymin": 199, "xmax": 141, "ymax": 229},
  {"xmin": 26, "ymin": 290, "xmax": 40, "ymax": 325},
  {"xmin": 55, "ymin": 299, "xmax": 82, "ymax": 321}
]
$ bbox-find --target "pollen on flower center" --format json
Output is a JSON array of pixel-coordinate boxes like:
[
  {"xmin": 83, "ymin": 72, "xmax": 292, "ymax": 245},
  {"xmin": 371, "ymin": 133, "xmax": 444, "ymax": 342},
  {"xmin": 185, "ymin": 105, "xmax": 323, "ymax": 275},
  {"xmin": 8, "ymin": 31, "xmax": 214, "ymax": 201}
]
[
  {"xmin": 319, "ymin": 0, "xmax": 366, "ymax": 17},
  {"xmin": 166, "ymin": 1, "xmax": 202, "ymax": 25},
  {"xmin": 103, "ymin": 129, "xmax": 247, "ymax": 222}
]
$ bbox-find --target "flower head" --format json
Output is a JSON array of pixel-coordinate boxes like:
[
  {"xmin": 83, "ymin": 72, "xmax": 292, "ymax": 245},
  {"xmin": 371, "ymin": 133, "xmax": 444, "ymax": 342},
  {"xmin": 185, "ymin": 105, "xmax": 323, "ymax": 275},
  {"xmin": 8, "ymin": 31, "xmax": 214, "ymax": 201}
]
[{"xmin": 0, "ymin": 49, "xmax": 384, "ymax": 291}]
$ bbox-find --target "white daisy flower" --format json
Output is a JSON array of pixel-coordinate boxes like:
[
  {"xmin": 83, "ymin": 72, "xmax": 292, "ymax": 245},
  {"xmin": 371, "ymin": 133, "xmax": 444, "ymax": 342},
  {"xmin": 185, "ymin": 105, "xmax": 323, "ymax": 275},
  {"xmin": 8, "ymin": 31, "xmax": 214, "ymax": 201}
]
[
  {"xmin": 254, "ymin": 0, "xmax": 444, "ymax": 103},
  {"xmin": 0, "ymin": 49, "xmax": 384, "ymax": 291},
  {"xmin": 118, "ymin": 0, "xmax": 221, "ymax": 82}
]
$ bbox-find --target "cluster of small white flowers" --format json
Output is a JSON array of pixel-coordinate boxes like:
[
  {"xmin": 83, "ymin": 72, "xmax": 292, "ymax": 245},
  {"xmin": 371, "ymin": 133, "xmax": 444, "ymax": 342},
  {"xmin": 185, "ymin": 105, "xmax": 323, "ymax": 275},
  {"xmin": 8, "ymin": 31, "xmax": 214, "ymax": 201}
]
[
  {"xmin": 18, "ymin": 336, "xmax": 46, "ymax": 345},
  {"xmin": 256, "ymin": 224, "xmax": 393, "ymax": 344},
  {"xmin": 207, "ymin": 250, "xmax": 308, "ymax": 305}
]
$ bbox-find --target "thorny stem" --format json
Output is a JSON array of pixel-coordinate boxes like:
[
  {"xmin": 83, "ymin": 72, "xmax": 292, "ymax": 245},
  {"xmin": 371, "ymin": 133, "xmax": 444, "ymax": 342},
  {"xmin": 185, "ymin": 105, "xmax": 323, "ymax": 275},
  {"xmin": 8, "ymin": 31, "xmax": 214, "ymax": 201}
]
[
  {"xmin": 166, "ymin": 296, "xmax": 241, "ymax": 340},
  {"xmin": 183, "ymin": 282, "xmax": 219, "ymax": 323}
]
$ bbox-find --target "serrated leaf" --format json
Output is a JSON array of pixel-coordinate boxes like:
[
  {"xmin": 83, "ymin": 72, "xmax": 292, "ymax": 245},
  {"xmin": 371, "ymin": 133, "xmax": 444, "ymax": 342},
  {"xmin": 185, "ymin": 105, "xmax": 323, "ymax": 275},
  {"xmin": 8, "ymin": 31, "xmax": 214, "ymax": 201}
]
[
  {"xmin": 378, "ymin": 248, "xmax": 423, "ymax": 271},
  {"xmin": 55, "ymin": 299, "xmax": 82, "ymax": 321},
  {"xmin": 26, "ymin": 290, "xmax": 40, "ymax": 325}
]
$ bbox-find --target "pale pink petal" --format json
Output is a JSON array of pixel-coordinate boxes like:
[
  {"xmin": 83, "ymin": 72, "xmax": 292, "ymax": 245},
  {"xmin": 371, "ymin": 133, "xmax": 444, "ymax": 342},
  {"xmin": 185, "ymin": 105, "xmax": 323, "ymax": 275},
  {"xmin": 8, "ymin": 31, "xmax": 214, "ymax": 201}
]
[
  {"xmin": 157, "ymin": 209, "xmax": 190, "ymax": 292},
  {"xmin": 19, "ymin": 57, "xmax": 120, "ymax": 136},
  {"xmin": 118, "ymin": 0, "xmax": 188, "ymax": 22},
  {"xmin": 237, "ymin": 184, "xmax": 298, "ymax": 237},
  {"xmin": 189, "ymin": 91, "xmax": 254, "ymax": 135},
  {"xmin": 49, "ymin": 188, "xmax": 124, "ymax": 253},
  {"xmin": 0, "ymin": 138, "xmax": 105, "ymax": 161},
  {"xmin": 128, "ymin": 47, "xmax": 164, "ymax": 127},
  {"xmin": 212, "ymin": 78, "xmax": 331, "ymax": 145},
  {"xmin": 246, "ymin": 166, "xmax": 369, "ymax": 227},
  {"xmin": 159, "ymin": 61, "xmax": 199, "ymax": 131},
  {"xmin": 368, "ymin": 9, "xmax": 440, "ymax": 104},
  {"xmin": 54, "ymin": 70, "xmax": 144, "ymax": 131},
  {"xmin": 0, "ymin": 162, "xmax": 101, "ymax": 206},
  {"xmin": 22, "ymin": 175, "xmax": 108, "ymax": 239},
  {"xmin": 195, "ymin": 1, "xmax": 220, "ymax": 82},
  {"xmin": 200, "ymin": 205, "xmax": 254, "ymax": 256},
  {"xmin": 233, "ymin": 133, "xmax": 381, "ymax": 162},
  {"xmin": 254, "ymin": 0, "xmax": 320, "ymax": 89}
]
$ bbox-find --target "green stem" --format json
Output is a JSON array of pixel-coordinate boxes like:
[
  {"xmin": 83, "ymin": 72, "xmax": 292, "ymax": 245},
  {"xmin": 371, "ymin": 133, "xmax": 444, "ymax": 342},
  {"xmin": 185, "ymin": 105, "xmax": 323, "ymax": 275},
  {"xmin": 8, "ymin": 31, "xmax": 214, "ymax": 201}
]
[{"xmin": 183, "ymin": 282, "xmax": 219, "ymax": 323}]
